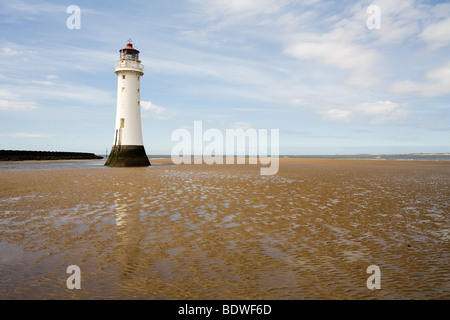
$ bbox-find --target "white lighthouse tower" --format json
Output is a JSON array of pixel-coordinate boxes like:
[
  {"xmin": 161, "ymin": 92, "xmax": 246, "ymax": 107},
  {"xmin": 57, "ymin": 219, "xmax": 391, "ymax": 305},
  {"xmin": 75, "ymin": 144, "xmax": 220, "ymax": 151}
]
[{"xmin": 105, "ymin": 40, "xmax": 150, "ymax": 167}]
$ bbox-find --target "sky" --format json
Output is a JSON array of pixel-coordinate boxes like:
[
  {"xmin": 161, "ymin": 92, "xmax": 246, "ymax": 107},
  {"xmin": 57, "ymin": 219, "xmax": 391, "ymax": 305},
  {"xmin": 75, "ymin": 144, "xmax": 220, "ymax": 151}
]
[{"xmin": 0, "ymin": 0, "xmax": 449, "ymax": 155}]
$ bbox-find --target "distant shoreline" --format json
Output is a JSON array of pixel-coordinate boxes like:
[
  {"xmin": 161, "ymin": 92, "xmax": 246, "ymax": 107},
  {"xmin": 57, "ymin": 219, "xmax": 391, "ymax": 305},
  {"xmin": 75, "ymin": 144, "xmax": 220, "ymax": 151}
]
[
  {"xmin": 0, "ymin": 150, "xmax": 104, "ymax": 161},
  {"xmin": 1, "ymin": 151, "xmax": 449, "ymax": 162}
]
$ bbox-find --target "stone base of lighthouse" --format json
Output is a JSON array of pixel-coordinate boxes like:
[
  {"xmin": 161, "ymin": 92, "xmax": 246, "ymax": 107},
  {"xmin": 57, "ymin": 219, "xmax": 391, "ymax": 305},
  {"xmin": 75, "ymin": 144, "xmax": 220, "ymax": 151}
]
[{"xmin": 105, "ymin": 145, "xmax": 151, "ymax": 167}]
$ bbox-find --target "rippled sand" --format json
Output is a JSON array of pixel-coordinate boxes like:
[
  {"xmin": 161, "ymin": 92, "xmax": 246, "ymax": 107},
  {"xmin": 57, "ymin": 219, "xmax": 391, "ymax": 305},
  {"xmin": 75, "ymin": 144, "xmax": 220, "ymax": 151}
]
[{"xmin": 0, "ymin": 159, "xmax": 449, "ymax": 299}]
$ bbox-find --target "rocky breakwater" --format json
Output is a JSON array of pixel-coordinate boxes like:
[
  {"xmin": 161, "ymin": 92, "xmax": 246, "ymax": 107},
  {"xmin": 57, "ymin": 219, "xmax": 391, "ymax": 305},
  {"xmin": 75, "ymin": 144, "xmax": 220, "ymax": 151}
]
[{"xmin": 0, "ymin": 150, "xmax": 103, "ymax": 161}]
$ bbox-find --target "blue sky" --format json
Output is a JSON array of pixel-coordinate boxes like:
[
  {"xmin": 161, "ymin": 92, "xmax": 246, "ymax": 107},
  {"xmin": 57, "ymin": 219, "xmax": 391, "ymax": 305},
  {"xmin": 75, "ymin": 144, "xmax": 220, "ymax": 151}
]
[{"xmin": 0, "ymin": 0, "xmax": 449, "ymax": 155}]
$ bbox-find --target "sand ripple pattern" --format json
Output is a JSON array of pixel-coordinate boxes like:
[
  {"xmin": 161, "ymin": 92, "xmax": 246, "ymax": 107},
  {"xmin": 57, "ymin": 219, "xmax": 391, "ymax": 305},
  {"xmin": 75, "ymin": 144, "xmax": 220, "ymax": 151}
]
[{"xmin": 0, "ymin": 159, "xmax": 449, "ymax": 299}]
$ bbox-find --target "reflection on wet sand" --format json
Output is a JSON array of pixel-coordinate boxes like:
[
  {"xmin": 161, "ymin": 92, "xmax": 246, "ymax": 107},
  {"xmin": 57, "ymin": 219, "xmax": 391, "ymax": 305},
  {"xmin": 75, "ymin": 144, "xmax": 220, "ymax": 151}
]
[
  {"xmin": 0, "ymin": 159, "xmax": 449, "ymax": 299},
  {"xmin": 114, "ymin": 188, "xmax": 143, "ymax": 280}
]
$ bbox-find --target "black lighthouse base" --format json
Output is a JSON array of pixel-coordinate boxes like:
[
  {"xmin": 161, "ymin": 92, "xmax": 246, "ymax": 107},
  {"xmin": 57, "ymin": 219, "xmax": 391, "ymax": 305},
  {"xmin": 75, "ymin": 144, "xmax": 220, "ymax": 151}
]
[{"xmin": 105, "ymin": 145, "xmax": 151, "ymax": 167}]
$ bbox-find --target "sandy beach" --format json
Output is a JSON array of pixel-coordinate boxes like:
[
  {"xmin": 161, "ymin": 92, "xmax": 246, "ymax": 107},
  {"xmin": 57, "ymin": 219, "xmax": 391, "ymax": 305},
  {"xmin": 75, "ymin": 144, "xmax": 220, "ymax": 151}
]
[{"xmin": 0, "ymin": 158, "xmax": 449, "ymax": 299}]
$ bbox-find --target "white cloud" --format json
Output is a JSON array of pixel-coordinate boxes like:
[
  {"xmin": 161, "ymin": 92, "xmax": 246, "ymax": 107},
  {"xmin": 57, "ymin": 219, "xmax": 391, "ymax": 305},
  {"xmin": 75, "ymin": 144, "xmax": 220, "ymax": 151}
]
[
  {"xmin": 183, "ymin": 0, "xmax": 297, "ymax": 46},
  {"xmin": 357, "ymin": 0, "xmax": 428, "ymax": 44},
  {"xmin": 2, "ymin": 1, "xmax": 105, "ymax": 16},
  {"xmin": 323, "ymin": 108, "xmax": 352, "ymax": 123},
  {"xmin": 31, "ymin": 80, "xmax": 54, "ymax": 86},
  {"xmin": 189, "ymin": 0, "xmax": 286, "ymax": 21},
  {"xmin": 281, "ymin": 0, "xmax": 444, "ymax": 90},
  {"xmin": 2, "ymin": 47, "xmax": 35, "ymax": 57},
  {"xmin": 5, "ymin": 1, "xmax": 65, "ymax": 14},
  {"xmin": 320, "ymin": 101, "xmax": 409, "ymax": 124},
  {"xmin": 0, "ymin": 100, "xmax": 37, "ymax": 111},
  {"xmin": 391, "ymin": 61, "xmax": 450, "ymax": 97},
  {"xmin": 419, "ymin": 16, "xmax": 450, "ymax": 50},
  {"xmin": 229, "ymin": 122, "xmax": 254, "ymax": 130},
  {"xmin": 23, "ymin": 83, "xmax": 114, "ymax": 105},
  {"xmin": 0, "ymin": 43, "xmax": 115, "ymax": 76},
  {"xmin": 146, "ymin": 50, "xmax": 279, "ymax": 96},
  {"xmin": 0, "ymin": 89, "xmax": 37, "ymax": 111},
  {"xmin": 0, "ymin": 132, "xmax": 76, "ymax": 138},
  {"xmin": 284, "ymin": 40, "xmax": 380, "ymax": 88},
  {"xmin": 280, "ymin": 3, "xmax": 387, "ymax": 89},
  {"xmin": 141, "ymin": 100, "xmax": 175, "ymax": 120},
  {"xmin": 2, "ymin": 47, "xmax": 20, "ymax": 56},
  {"xmin": 357, "ymin": 101, "xmax": 409, "ymax": 123},
  {"xmin": 0, "ymin": 89, "xmax": 19, "ymax": 100},
  {"xmin": 181, "ymin": 0, "xmax": 442, "ymax": 93},
  {"xmin": 0, "ymin": 133, "xmax": 56, "ymax": 138}
]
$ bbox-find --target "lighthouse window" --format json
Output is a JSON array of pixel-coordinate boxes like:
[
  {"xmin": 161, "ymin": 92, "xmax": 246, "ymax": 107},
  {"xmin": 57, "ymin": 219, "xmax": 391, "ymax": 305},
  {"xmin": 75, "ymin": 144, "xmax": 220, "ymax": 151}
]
[
  {"xmin": 122, "ymin": 75, "xmax": 125, "ymax": 79},
  {"xmin": 137, "ymin": 89, "xmax": 139, "ymax": 93},
  {"xmin": 120, "ymin": 118, "xmax": 125, "ymax": 128},
  {"xmin": 122, "ymin": 87, "xmax": 125, "ymax": 92}
]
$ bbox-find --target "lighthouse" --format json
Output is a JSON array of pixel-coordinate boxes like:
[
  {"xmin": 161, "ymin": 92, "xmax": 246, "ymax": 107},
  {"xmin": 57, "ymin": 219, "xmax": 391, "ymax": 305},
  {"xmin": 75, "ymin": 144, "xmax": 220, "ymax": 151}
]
[{"xmin": 105, "ymin": 41, "xmax": 150, "ymax": 167}]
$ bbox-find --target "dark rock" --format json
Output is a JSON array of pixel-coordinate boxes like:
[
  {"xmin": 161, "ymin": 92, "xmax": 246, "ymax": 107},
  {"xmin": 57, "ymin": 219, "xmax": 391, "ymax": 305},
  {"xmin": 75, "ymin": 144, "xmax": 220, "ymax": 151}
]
[{"xmin": 0, "ymin": 150, "xmax": 103, "ymax": 161}]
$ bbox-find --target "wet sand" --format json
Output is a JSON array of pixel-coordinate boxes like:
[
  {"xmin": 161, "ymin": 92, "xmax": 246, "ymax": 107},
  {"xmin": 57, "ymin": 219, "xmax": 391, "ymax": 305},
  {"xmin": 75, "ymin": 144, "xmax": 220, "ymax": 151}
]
[{"xmin": 0, "ymin": 158, "xmax": 449, "ymax": 299}]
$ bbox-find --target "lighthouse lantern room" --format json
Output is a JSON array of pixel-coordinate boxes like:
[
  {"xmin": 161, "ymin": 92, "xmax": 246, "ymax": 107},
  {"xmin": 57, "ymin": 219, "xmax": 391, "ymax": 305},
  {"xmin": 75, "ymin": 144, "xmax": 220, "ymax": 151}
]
[{"xmin": 105, "ymin": 40, "xmax": 150, "ymax": 167}]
